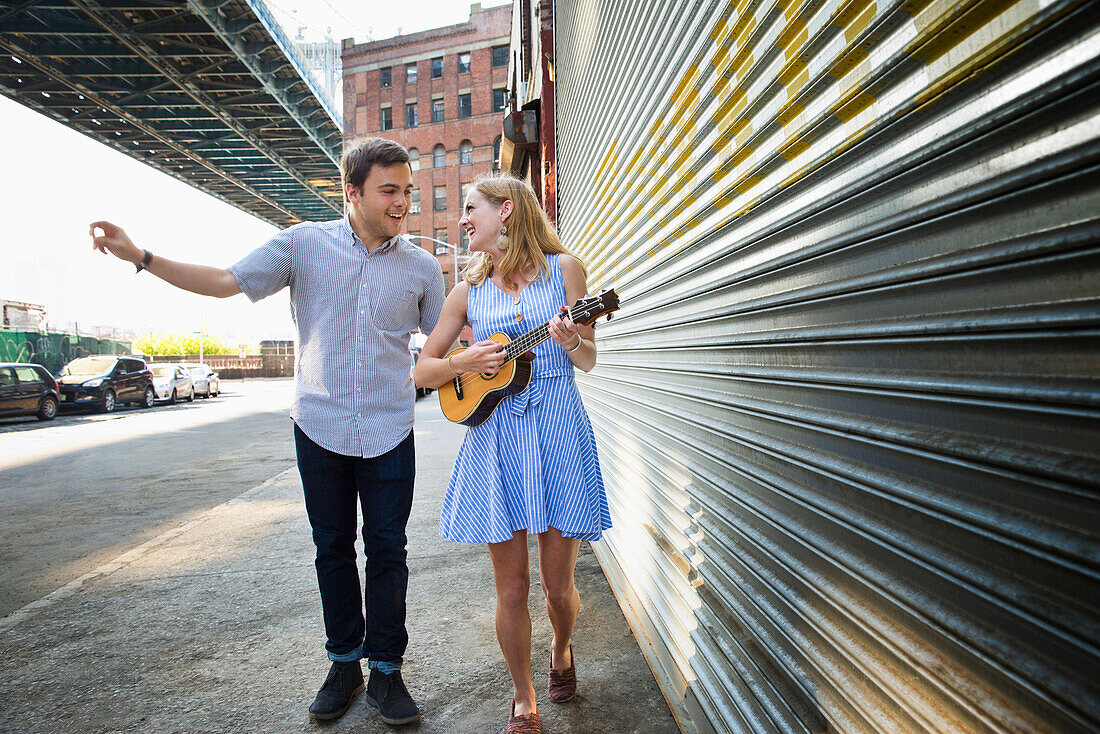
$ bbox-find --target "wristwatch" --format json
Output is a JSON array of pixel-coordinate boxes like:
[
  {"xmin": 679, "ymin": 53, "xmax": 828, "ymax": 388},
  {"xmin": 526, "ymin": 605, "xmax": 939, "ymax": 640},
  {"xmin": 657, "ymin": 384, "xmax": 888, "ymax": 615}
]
[{"xmin": 134, "ymin": 249, "xmax": 153, "ymax": 273}]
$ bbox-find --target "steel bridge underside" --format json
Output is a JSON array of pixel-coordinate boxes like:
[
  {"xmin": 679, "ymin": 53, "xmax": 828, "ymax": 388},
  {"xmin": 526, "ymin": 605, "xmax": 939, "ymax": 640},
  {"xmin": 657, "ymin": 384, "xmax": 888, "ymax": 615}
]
[{"xmin": 0, "ymin": 0, "xmax": 345, "ymax": 227}]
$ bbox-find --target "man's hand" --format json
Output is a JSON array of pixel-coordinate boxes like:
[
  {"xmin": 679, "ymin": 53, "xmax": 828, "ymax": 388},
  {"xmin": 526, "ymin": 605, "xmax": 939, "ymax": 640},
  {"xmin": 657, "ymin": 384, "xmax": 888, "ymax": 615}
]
[{"xmin": 89, "ymin": 221, "xmax": 142, "ymax": 265}]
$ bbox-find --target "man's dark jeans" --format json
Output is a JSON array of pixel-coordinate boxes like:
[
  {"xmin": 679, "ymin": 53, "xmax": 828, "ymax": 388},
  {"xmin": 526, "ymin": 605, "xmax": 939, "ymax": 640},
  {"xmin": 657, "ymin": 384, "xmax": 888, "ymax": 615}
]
[{"xmin": 294, "ymin": 423, "xmax": 415, "ymax": 665}]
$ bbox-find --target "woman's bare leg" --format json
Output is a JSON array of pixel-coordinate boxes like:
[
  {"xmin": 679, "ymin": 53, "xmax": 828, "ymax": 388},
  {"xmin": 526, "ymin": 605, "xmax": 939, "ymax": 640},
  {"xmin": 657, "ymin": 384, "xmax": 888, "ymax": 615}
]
[
  {"xmin": 537, "ymin": 527, "xmax": 581, "ymax": 670},
  {"xmin": 488, "ymin": 531, "xmax": 538, "ymax": 716}
]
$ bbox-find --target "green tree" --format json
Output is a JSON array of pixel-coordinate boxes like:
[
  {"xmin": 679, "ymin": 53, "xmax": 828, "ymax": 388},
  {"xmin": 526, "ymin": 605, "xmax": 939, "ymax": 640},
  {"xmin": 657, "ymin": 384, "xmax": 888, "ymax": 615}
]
[{"xmin": 134, "ymin": 332, "xmax": 235, "ymax": 356}]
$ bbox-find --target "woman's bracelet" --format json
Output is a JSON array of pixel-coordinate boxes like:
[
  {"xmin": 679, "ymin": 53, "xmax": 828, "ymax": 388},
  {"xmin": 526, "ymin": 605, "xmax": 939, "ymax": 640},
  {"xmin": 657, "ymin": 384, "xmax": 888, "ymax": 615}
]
[
  {"xmin": 447, "ymin": 354, "xmax": 461, "ymax": 375},
  {"xmin": 564, "ymin": 335, "xmax": 583, "ymax": 353}
]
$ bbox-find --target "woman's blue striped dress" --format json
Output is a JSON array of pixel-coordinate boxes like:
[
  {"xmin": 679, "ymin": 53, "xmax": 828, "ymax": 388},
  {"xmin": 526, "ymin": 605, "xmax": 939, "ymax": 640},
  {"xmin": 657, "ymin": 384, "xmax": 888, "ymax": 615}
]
[{"xmin": 440, "ymin": 254, "xmax": 612, "ymax": 544}]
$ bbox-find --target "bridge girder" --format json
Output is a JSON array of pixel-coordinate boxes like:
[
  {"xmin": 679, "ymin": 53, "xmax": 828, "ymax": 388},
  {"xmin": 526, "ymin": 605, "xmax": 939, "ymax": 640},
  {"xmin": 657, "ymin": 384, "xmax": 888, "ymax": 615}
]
[{"xmin": 0, "ymin": 0, "xmax": 344, "ymax": 227}]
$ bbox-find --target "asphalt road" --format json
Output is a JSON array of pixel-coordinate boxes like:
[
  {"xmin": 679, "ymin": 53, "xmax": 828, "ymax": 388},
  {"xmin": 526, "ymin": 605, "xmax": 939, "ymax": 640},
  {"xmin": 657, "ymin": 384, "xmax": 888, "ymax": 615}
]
[{"xmin": 0, "ymin": 379, "xmax": 298, "ymax": 617}]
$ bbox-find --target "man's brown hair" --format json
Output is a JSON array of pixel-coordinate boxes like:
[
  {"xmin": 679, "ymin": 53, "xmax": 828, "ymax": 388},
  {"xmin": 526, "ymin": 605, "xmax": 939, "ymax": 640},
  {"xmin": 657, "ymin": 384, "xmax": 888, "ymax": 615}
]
[{"xmin": 341, "ymin": 137, "xmax": 410, "ymax": 201}]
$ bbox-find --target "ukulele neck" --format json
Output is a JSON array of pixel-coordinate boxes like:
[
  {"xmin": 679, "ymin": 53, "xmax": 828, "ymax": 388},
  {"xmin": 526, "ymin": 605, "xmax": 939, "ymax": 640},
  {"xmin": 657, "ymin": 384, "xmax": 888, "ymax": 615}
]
[{"xmin": 502, "ymin": 306, "xmax": 574, "ymax": 362}]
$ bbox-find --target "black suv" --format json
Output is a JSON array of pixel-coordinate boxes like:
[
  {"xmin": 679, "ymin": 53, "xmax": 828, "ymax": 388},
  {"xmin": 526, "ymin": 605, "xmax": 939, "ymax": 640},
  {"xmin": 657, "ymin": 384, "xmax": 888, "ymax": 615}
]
[
  {"xmin": 0, "ymin": 363, "xmax": 61, "ymax": 421},
  {"xmin": 58, "ymin": 356, "xmax": 155, "ymax": 413}
]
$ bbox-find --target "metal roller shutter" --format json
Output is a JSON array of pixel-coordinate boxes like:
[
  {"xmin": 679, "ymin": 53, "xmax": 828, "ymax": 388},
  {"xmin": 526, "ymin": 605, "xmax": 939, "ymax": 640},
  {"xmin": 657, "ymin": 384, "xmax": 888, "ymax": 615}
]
[{"xmin": 552, "ymin": 0, "xmax": 1100, "ymax": 732}]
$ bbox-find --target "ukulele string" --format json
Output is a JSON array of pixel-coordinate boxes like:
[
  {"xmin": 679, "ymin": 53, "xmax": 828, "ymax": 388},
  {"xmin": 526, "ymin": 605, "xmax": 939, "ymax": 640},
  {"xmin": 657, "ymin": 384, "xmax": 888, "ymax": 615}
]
[{"xmin": 451, "ymin": 303, "xmax": 592, "ymax": 389}]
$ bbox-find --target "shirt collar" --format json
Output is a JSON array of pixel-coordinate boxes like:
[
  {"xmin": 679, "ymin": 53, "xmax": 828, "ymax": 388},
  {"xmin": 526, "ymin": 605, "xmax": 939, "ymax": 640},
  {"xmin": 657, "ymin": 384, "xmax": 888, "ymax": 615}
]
[{"xmin": 342, "ymin": 214, "xmax": 400, "ymax": 253}]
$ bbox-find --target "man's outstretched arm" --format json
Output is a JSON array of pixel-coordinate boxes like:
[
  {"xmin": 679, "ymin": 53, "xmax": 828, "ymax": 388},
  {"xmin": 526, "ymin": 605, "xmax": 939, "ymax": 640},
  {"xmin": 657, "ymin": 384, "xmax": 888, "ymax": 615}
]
[{"xmin": 89, "ymin": 220, "xmax": 242, "ymax": 298}]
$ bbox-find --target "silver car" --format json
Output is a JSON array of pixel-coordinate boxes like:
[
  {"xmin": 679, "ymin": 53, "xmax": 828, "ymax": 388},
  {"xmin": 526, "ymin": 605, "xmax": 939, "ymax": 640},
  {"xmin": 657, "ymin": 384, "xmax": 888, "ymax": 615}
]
[
  {"xmin": 183, "ymin": 363, "xmax": 220, "ymax": 398},
  {"xmin": 150, "ymin": 363, "xmax": 194, "ymax": 404}
]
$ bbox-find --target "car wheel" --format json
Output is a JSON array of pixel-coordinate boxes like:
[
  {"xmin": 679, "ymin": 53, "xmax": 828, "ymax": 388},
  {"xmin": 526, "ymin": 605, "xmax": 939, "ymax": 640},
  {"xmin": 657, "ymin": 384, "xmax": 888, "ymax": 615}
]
[
  {"xmin": 187, "ymin": 387, "xmax": 195, "ymax": 402},
  {"xmin": 37, "ymin": 396, "xmax": 58, "ymax": 421},
  {"xmin": 169, "ymin": 388, "xmax": 177, "ymax": 405},
  {"xmin": 141, "ymin": 386, "xmax": 155, "ymax": 409},
  {"xmin": 102, "ymin": 389, "xmax": 116, "ymax": 413}
]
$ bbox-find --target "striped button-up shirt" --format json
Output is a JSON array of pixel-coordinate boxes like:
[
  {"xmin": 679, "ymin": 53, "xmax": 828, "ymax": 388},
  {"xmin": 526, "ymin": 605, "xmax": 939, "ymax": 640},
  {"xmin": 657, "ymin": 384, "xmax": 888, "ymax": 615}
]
[{"xmin": 229, "ymin": 216, "xmax": 445, "ymax": 457}]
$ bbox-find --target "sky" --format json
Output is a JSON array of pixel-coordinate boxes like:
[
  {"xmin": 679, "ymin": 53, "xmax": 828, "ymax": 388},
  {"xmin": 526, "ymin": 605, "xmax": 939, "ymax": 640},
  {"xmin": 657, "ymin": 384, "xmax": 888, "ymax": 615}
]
[{"xmin": 0, "ymin": 1, "xmax": 508, "ymax": 345}]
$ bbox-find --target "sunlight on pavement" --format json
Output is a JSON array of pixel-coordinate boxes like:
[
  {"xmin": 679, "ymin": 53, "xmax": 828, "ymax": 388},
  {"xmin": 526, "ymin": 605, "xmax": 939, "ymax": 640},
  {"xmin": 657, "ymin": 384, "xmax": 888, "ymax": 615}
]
[{"xmin": 0, "ymin": 379, "xmax": 293, "ymax": 473}]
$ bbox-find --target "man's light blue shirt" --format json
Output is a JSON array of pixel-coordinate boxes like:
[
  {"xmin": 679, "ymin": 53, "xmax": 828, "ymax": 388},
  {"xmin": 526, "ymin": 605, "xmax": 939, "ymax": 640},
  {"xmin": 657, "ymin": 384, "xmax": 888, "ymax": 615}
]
[{"xmin": 229, "ymin": 216, "xmax": 445, "ymax": 457}]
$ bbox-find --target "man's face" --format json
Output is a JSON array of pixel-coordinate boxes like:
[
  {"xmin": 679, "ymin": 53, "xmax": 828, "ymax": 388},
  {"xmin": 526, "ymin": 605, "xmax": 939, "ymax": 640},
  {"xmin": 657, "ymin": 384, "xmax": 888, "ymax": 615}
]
[{"xmin": 346, "ymin": 162, "xmax": 413, "ymax": 244}]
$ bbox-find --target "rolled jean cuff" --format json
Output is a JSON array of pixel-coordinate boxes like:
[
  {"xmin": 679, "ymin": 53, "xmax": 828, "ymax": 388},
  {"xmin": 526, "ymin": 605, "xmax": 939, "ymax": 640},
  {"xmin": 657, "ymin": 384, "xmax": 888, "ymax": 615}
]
[
  {"xmin": 368, "ymin": 660, "xmax": 401, "ymax": 674},
  {"xmin": 328, "ymin": 647, "xmax": 362, "ymax": 663}
]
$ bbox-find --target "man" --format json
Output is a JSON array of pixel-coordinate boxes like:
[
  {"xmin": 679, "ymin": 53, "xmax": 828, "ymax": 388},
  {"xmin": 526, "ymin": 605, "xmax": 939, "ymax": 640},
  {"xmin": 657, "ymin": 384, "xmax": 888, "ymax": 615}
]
[{"xmin": 89, "ymin": 137, "xmax": 445, "ymax": 726}]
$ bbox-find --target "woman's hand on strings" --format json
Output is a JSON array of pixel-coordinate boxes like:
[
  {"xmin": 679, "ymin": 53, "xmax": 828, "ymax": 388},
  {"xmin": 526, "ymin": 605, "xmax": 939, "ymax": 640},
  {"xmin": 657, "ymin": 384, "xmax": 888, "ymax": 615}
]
[
  {"xmin": 549, "ymin": 307, "xmax": 581, "ymax": 351},
  {"xmin": 460, "ymin": 340, "xmax": 507, "ymax": 375}
]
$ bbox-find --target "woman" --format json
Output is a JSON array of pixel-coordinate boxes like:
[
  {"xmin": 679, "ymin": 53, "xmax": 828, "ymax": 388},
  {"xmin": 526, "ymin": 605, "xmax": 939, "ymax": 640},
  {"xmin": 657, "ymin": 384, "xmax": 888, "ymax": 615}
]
[{"xmin": 413, "ymin": 176, "xmax": 611, "ymax": 733}]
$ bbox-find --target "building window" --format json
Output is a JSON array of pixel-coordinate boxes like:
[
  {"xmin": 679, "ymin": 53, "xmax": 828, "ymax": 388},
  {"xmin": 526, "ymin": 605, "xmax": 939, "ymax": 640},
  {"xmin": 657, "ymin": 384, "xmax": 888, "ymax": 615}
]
[
  {"xmin": 405, "ymin": 102, "xmax": 418, "ymax": 127},
  {"xmin": 493, "ymin": 88, "xmax": 507, "ymax": 112},
  {"xmin": 492, "ymin": 45, "xmax": 508, "ymax": 67},
  {"xmin": 458, "ymin": 52, "xmax": 471, "ymax": 74},
  {"xmin": 434, "ymin": 185, "xmax": 446, "ymax": 212},
  {"xmin": 406, "ymin": 63, "xmax": 417, "ymax": 84},
  {"xmin": 460, "ymin": 181, "xmax": 472, "ymax": 204},
  {"xmin": 431, "ymin": 98, "xmax": 445, "ymax": 123},
  {"xmin": 460, "ymin": 227, "xmax": 470, "ymax": 252},
  {"xmin": 433, "ymin": 228, "xmax": 448, "ymax": 253},
  {"xmin": 411, "ymin": 188, "xmax": 420, "ymax": 209},
  {"xmin": 408, "ymin": 148, "xmax": 419, "ymax": 171},
  {"xmin": 458, "ymin": 93, "xmax": 472, "ymax": 119},
  {"xmin": 408, "ymin": 229, "xmax": 420, "ymax": 244},
  {"xmin": 380, "ymin": 67, "xmax": 391, "ymax": 88},
  {"xmin": 492, "ymin": 136, "xmax": 501, "ymax": 173},
  {"xmin": 431, "ymin": 57, "xmax": 443, "ymax": 78},
  {"xmin": 380, "ymin": 106, "xmax": 392, "ymax": 131},
  {"xmin": 459, "ymin": 140, "xmax": 473, "ymax": 165},
  {"xmin": 433, "ymin": 144, "xmax": 446, "ymax": 168}
]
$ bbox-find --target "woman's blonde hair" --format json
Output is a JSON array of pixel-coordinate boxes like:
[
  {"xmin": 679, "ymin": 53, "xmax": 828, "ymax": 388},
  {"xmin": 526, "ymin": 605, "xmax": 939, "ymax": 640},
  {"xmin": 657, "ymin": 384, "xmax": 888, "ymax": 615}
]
[{"xmin": 463, "ymin": 176, "xmax": 585, "ymax": 290}]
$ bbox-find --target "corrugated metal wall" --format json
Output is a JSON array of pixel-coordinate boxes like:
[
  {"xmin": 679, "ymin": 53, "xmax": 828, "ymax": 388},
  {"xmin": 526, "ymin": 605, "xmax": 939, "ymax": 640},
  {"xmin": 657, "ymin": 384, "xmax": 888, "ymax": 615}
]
[{"xmin": 553, "ymin": 0, "xmax": 1100, "ymax": 731}]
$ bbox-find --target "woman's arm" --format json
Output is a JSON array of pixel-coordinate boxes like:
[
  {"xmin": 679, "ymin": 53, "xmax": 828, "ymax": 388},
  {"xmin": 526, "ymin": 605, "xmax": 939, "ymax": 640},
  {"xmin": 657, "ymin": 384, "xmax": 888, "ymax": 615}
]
[
  {"xmin": 550, "ymin": 254, "xmax": 598, "ymax": 372},
  {"xmin": 413, "ymin": 282, "xmax": 509, "ymax": 389}
]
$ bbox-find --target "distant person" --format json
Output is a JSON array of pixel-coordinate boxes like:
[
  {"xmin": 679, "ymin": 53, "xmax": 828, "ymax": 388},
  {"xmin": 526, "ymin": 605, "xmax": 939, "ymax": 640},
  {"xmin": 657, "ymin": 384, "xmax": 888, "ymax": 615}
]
[
  {"xmin": 89, "ymin": 137, "xmax": 444, "ymax": 727},
  {"xmin": 413, "ymin": 176, "xmax": 611, "ymax": 734}
]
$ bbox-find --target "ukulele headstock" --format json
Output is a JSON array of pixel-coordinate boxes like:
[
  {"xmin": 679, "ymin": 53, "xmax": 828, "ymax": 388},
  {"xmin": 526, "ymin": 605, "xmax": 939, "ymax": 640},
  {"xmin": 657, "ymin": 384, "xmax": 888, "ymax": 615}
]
[{"xmin": 572, "ymin": 289, "xmax": 620, "ymax": 326}]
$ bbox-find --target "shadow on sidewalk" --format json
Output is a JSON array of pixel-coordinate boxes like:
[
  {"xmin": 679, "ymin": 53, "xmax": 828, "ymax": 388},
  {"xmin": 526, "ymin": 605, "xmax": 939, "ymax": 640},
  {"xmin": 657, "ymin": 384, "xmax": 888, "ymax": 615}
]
[{"xmin": 0, "ymin": 401, "xmax": 678, "ymax": 733}]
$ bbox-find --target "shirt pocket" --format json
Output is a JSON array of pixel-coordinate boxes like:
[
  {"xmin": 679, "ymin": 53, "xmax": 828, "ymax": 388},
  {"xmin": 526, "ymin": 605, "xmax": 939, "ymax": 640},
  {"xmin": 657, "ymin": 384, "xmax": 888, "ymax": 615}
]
[{"xmin": 373, "ymin": 288, "xmax": 418, "ymax": 332}]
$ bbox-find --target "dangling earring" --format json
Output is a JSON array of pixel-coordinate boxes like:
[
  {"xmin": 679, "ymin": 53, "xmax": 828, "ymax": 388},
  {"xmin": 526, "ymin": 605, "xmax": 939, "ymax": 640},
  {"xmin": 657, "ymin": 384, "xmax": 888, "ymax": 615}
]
[{"xmin": 497, "ymin": 224, "xmax": 509, "ymax": 250}]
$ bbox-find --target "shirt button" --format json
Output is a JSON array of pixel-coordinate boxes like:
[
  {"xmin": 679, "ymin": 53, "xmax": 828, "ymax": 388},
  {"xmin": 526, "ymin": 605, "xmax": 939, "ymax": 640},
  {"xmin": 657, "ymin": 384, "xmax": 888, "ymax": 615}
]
[
  {"xmin": 360, "ymin": 309, "xmax": 364, "ymax": 314},
  {"xmin": 357, "ymin": 387, "xmax": 361, "ymax": 392},
  {"xmin": 357, "ymin": 412, "xmax": 361, "ymax": 417},
  {"xmin": 357, "ymin": 361, "xmax": 361, "ymax": 366}
]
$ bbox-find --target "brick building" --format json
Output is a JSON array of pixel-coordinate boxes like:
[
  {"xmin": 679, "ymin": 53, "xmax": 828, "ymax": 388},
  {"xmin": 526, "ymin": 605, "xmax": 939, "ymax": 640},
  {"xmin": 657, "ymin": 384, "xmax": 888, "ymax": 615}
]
[{"xmin": 341, "ymin": 3, "xmax": 512, "ymax": 291}]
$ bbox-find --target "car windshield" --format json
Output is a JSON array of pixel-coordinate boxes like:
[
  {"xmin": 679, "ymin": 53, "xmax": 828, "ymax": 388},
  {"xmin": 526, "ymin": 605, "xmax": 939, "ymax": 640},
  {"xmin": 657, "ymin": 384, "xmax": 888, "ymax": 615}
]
[
  {"xmin": 61, "ymin": 357, "xmax": 117, "ymax": 376},
  {"xmin": 189, "ymin": 367, "xmax": 206, "ymax": 376},
  {"xmin": 150, "ymin": 365, "xmax": 174, "ymax": 378}
]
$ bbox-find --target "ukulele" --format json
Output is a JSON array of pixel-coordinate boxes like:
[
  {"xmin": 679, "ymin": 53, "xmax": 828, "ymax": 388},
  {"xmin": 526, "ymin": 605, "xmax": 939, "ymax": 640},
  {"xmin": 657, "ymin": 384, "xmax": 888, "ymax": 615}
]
[{"xmin": 438, "ymin": 289, "xmax": 621, "ymax": 426}]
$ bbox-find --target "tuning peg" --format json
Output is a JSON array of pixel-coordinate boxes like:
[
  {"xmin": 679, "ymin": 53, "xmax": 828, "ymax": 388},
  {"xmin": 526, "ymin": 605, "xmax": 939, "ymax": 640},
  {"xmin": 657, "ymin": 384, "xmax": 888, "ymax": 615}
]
[{"xmin": 606, "ymin": 313, "xmax": 614, "ymax": 321}]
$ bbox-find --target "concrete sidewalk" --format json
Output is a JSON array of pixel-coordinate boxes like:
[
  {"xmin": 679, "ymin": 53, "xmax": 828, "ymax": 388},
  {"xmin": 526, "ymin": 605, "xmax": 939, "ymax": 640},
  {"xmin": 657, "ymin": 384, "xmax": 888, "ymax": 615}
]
[{"xmin": 0, "ymin": 401, "xmax": 678, "ymax": 734}]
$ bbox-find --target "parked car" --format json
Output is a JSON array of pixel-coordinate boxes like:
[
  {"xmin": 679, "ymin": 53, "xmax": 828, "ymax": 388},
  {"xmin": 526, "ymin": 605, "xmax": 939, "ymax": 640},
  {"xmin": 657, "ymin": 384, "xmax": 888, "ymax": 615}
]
[
  {"xmin": 149, "ymin": 363, "xmax": 194, "ymax": 404},
  {"xmin": 57, "ymin": 355, "xmax": 155, "ymax": 413},
  {"xmin": 409, "ymin": 332, "xmax": 432, "ymax": 399},
  {"xmin": 0, "ymin": 362, "xmax": 60, "ymax": 421},
  {"xmin": 181, "ymin": 363, "xmax": 219, "ymax": 398}
]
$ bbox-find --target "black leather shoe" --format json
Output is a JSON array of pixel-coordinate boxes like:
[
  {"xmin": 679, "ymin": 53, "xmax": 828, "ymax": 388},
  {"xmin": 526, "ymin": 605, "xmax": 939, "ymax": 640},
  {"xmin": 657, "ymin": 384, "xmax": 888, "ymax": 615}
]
[
  {"xmin": 308, "ymin": 660, "xmax": 365, "ymax": 721},
  {"xmin": 366, "ymin": 669, "xmax": 421, "ymax": 726}
]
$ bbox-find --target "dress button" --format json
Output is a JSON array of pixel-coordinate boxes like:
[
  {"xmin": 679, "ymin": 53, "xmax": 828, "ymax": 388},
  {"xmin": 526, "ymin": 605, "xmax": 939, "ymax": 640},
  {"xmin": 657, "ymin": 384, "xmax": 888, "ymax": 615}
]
[
  {"xmin": 516, "ymin": 314, "xmax": 522, "ymax": 322},
  {"xmin": 514, "ymin": 297, "xmax": 520, "ymax": 305}
]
